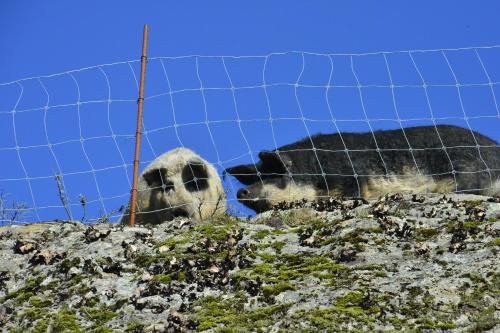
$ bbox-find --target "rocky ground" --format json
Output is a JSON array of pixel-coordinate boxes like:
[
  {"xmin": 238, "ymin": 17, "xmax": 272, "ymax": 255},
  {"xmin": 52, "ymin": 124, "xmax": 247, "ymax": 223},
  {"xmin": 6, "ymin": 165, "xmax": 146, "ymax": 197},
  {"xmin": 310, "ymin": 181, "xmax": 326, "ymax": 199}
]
[{"xmin": 0, "ymin": 193, "xmax": 499, "ymax": 332}]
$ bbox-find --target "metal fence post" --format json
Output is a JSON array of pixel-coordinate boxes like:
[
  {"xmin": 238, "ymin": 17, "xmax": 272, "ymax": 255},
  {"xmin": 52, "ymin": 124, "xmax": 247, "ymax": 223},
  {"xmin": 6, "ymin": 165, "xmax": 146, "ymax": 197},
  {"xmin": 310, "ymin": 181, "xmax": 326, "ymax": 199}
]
[{"xmin": 130, "ymin": 24, "xmax": 149, "ymax": 226}]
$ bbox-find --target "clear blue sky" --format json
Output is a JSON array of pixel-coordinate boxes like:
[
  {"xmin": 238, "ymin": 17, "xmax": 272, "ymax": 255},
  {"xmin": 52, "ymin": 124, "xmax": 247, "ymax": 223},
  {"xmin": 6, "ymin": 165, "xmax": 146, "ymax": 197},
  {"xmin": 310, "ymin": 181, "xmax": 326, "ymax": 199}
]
[
  {"xmin": 1, "ymin": 1, "xmax": 499, "ymax": 222},
  {"xmin": 1, "ymin": 1, "xmax": 500, "ymax": 81}
]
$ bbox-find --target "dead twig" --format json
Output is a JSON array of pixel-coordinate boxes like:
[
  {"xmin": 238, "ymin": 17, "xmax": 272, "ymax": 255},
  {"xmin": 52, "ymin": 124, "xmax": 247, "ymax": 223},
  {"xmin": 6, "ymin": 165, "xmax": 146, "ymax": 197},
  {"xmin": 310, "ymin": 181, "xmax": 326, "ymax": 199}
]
[
  {"xmin": 96, "ymin": 205, "xmax": 125, "ymax": 224},
  {"xmin": 0, "ymin": 191, "xmax": 30, "ymax": 225},
  {"xmin": 55, "ymin": 174, "xmax": 73, "ymax": 221},
  {"xmin": 79, "ymin": 194, "xmax": 88, "ymax": 223}
]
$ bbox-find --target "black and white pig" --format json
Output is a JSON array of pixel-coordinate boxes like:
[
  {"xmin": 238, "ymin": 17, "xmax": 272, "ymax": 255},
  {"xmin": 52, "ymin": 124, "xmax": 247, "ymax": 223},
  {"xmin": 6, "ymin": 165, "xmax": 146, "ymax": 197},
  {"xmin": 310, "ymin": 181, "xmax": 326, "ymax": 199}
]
[
  {"xmin": 121, "ymin": 147, "xmax": 226, "ymax": 224},
  {"xmin": 225, "ymin": 125, "xmax": 500, "ymax": 213}
]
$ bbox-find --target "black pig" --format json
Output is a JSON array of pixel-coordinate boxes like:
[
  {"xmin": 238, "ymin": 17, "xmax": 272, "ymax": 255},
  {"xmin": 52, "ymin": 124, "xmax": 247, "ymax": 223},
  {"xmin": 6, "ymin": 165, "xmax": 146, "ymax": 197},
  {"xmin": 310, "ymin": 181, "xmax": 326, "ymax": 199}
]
[{"xmin": 225, "ymin": 125, "xmax": 500, "ymax": 213}]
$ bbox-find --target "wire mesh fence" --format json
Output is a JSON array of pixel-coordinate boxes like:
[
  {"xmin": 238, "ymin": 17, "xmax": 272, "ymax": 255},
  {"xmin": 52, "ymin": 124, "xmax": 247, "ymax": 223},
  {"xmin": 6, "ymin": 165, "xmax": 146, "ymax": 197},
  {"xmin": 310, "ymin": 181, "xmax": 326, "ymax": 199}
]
[{"xmin": 1, "ymin": 46, "xmax": 499, "ymax": 225}]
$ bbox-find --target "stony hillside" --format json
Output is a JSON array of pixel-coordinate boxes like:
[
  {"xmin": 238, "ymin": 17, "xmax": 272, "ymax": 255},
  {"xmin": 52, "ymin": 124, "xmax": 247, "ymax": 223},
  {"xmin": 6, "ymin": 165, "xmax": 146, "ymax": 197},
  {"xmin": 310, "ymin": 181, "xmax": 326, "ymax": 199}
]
[{"xmin": 0, "ymin": 193, "xmax": 499, "ymax": 332}]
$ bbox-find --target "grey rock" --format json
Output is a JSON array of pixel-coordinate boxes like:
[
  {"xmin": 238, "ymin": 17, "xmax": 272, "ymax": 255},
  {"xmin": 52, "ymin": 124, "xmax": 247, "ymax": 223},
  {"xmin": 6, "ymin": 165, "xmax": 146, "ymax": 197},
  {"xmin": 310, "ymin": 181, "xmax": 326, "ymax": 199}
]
[{"xmin": 0, "ymin": 193, "xmax": 498, "ymax": 332}]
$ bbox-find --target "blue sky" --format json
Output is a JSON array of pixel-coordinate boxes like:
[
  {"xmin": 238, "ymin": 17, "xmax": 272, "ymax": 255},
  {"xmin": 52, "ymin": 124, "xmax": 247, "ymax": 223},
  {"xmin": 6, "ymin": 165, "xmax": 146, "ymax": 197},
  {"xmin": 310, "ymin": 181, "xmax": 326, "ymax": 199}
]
[
  {"xmin": 1, "ymin": 1, "xmax": 500, "ymax": 80},
  {"xmin": 1, "ymin": 1, "xmax": 499, "ymax": 223}
]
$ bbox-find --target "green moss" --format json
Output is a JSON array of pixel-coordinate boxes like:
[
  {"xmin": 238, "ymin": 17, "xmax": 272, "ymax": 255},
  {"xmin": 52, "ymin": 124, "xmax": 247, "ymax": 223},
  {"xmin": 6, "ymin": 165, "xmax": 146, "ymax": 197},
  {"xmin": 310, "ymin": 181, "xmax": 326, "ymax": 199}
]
[
  {"xmin": 458, "ymin": 273, "xmax": 499, "ymax": 319},
  {"xmin": 399, "ymin": 287, "xmax": 438, "ymax": 319},
  {"xmin": 51, "ymin": 309, "xmax": 82, "ymax": 333},
  {"xmin": 329, "ymin": 305, "xmax": 372, "ymax": 318},
  {"xmin": 133, "ymin": 253, "xmax": 159, "ymax": 268},
  {"xmin": 67, "ymin": 273, "xmax": 83, "ymax": 287},
  {"xmin": 232, "ymin": 253, "xmax": 349, "ymax": 283},
  {"xmin": 135, "ymin": 220, "xmax": 244, "ymax": 271},
  {"xmin": 193, "ymin": 220, "xmax": 241, "ymax": 242},
  {"xmin": 353, "ymin": 264, "xmax": 384, "ymax": 271},
  {"xmin": 125, "ymin": 321, "xmax": 144, "ymax": 332},
  {"xmin": 253, "ymin": 229, "xmax": 271, "ymax": 240},
  {"xmin": 463, "ymin": 221, "xmax": 483, "ymax": 230},
  {"xmin": 153, "ymin": 271, "xmax": 186, "ymax": 284},
  {"xmin": 59, "ymin": 257, "xmax": 81, "ymax": 274},
  {"xmin": 402, "ymin": 250, "xmax": 413, "ymax": 257},
  {"xmin": 336, "ymin": 291, "xmax": 364, "ymax": 306},
  {"xmin": 469, "ymin": 306, "xmax": 497, "ymax": 332},
  {"xmin": 252, "ymin": 263, "xmax": 274, "ymax": 275},
  {"xmin": 209, "ymin": 213, "xmax": 241, "ymax": 226},
  {"xmin": 463, "ymin": 200, "xmax": 483, "ymax": 206},
  {"xmin": 152, "ymin": 274, "xmax": 172, "ymax": 284},
  {"xmin": 367, "ymin": 226, "xmax": 383, "ymax": 233},
  {"xmin": 28, "ymin": 296, "xmax": 52, "ymax": 307},
  {"xmin": 272, "ymin": 228, "xmax": 288, "ymax": 235},
  {"xmin": 15, "ymin": 306, "xmax": 93, "ymax": 333},
  {"xmin": 235, "ymin": 253, "xmax": 349, "ymax": 287},
  {"xmin": 415, "ymin": 317, "xmax": 456, "ymax": 330},
  {"xmin": 387, "ymin": 316, "xmax": 407, "ymax": 328},
  {"xmin": 415, "ymin": 228, "xmax": 440, "ymax": 240},
  {"xmin": 194, "ymin": 295, "xmax": 290, "ymax": 331},
  {"xmin": 333, "ymin": 229, "xmax": 368, "ymax": 251},
  {"xmin": 154, "ymin": 236, "xmax": 189, "ymax": 249},
  {"xmin": 255, "ymin": 243, "xmax": 272, "ymax": 250},
  {"xmin": 81, "ymin": 305, "xmax": 118, "ymax": 326},
  {"xmin": 1, "ymin": 276, "xmax": 45, "ymax": 306},
  {"xmin": 487, "ymin": 238, "xmax": 500, "ymax": 247},
  {"xmin": 278, "ymin": 255, "xmax": 348, "ymax": 281},
  {"xmin": 258, "ymin": 253, "xmax": 276, "ymax": 263},
  {"xmin": 271, "ymin": 241, "xmax": 286, "ymax": 253},
  {"xmin": 89, "ymin": 327, "xmax": 116, "ymax": 333},
  {"xmin": 293, "ymin": 292, "xmax": 381, "ymax": 331},
  {"xmin": 445, "ymin": 221, "xmax": 458, "ymax": 233},
  {"xmin": 32, "ymin": 319, "xmax": 50, "ymax": 333},
  {"xmin": 19, "ymin": 308, "xmax": 46, "ymax": 322},
  {"xmin": 262, "ymin": 282, "xmax": 296, "ymax": 298}
]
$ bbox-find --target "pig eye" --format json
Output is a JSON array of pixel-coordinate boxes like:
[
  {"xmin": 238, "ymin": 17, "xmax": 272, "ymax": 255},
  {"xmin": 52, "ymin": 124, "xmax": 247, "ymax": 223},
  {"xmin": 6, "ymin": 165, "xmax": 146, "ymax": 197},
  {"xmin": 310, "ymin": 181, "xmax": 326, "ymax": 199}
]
[
  {"xmin": 143, "ymin": 168, "xmax": 168, "ymax": 189},
  {"xmin": 143, "ymin": 168, "xmax": 175, "ymax": 192},
  {"xmin": 161, "ymin": 181, "xmax": 175, "ymax": 192},
  {"xmin": 182, "ymin": 159, "xmax": 209, "ymax": 192},
  {"xmin": 277, "ymin": 177, "xmax": 289, "ymax": 189}
]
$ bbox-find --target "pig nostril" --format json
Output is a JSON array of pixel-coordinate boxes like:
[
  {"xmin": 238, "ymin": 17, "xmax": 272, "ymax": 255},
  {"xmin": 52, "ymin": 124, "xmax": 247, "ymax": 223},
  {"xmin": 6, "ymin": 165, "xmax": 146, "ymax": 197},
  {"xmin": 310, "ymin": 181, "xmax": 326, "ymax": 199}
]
[{"xmin": 237, "ymin": 188, "xmax": 250, "ymax": 199}]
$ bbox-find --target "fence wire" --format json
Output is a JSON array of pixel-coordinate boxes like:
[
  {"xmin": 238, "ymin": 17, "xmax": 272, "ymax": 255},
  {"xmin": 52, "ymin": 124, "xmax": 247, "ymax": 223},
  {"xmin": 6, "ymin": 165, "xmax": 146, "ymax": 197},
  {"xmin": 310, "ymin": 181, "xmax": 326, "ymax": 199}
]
[{"xmin": 1, "ymin": 46, "xmax": 499, "ymax": 224}]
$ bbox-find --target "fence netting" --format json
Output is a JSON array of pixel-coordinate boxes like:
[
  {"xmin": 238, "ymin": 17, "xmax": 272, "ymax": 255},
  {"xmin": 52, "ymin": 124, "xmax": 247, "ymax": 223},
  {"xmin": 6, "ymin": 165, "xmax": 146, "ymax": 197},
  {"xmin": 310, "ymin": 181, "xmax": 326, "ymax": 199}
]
[{"xmin": 1, "ymin": 46, "xmax": 499, "ymax": 224}]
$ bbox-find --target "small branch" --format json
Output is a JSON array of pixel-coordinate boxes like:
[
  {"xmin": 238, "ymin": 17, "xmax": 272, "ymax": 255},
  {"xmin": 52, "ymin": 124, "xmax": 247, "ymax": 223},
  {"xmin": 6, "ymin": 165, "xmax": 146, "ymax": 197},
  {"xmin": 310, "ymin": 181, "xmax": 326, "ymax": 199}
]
[
  {"xmin": 79, "ymin": 194, "xmax": 87, "ymax": 223},
  {"xmin": 55, "ymin": 174, "xmax": 73, "ymax": 221},
  {"xmin": 210, "ymin": 194, "xmax": 224, "ymax": 219},
  {"xmin": 96, "ymin": 205, "xmax": 125, "ymax": 224},
  {"xmin": 0, "ymin": 191, "xmax": 29, "ymax": 225}
]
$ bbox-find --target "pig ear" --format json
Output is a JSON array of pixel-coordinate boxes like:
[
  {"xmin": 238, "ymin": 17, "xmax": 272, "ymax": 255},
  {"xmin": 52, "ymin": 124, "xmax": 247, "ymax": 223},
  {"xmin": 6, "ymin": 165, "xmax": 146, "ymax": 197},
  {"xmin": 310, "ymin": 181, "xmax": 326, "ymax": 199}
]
[
  {"xmin": 224, "ymin": 164, "xmax": 260, "ymax": 185},
  {"xmin": 186, "ymin": 159, "xmax": 209, "ymax": 180},
  {"xmin": 143, "ymin": 168, "xmax": 167, "ymax": 188},
  {"xmin": 259, "ymin": 151, "xmax": 292, "ymax": 173},
  {"xmin": 182, "ymin": 159, "xmax": 210, "ymax": 192}
]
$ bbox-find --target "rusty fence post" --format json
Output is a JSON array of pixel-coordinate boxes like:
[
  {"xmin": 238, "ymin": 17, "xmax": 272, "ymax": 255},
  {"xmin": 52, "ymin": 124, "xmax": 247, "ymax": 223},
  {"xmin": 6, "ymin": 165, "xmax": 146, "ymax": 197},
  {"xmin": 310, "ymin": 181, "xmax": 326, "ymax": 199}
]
[{"xmin": 130, "ymin": 24, "xmax": 149, "ymax": 226}]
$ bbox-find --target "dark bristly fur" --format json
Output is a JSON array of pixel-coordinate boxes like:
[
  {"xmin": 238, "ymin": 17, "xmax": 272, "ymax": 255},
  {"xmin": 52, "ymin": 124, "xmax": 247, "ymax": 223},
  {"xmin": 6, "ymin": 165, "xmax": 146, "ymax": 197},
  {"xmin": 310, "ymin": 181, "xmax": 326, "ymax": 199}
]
[{"xmin": 225, "ymin": 125, "xmax": 500, "ymax": 212}]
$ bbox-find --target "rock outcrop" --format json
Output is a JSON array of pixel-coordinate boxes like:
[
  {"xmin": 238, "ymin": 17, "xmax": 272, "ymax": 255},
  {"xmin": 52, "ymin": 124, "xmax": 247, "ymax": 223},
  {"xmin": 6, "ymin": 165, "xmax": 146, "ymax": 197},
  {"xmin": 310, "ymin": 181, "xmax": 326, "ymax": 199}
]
[{"xmin": 0, "ymin": 193, "xmax": 499, "ymax": 332}]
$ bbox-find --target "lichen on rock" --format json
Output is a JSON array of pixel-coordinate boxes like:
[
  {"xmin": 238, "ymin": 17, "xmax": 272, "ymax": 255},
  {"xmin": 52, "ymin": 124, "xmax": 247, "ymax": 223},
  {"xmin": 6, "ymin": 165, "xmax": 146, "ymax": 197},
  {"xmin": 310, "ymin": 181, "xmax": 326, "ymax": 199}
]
[{"xmin": 0, "ymin": 193, "xmax": 498, "ymax": 332}]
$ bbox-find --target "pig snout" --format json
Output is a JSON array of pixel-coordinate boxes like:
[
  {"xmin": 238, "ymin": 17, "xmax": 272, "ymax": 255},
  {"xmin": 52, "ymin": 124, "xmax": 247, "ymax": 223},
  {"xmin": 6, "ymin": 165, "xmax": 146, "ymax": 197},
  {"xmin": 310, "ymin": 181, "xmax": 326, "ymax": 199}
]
[{"xmin": 237, "ymin": 188, "xmax": 252, "ymax": 200}]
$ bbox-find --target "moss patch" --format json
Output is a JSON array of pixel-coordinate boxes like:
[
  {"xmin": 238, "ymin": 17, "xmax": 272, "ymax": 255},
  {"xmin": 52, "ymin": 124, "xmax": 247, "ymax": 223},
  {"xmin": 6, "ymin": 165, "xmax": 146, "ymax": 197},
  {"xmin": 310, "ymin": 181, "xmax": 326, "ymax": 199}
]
[
  {"xmin": 194, "ymin": 294, "xmax": 291, "ymax": 331},
  {"xmin": 415, "ymin": 227, "xmax": 440, "ymax": 240},
  {"xmin": 51, "ymin": 309, "xmax": 83, "ymax": 333}
]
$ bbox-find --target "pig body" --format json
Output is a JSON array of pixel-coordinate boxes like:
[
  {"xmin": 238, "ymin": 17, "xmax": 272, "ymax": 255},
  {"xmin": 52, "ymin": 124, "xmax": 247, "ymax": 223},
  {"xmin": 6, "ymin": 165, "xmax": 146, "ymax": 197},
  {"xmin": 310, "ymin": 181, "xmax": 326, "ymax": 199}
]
[{"xmin": 225, "ymin": 125, "xmax": 500, "ymax": 212}]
